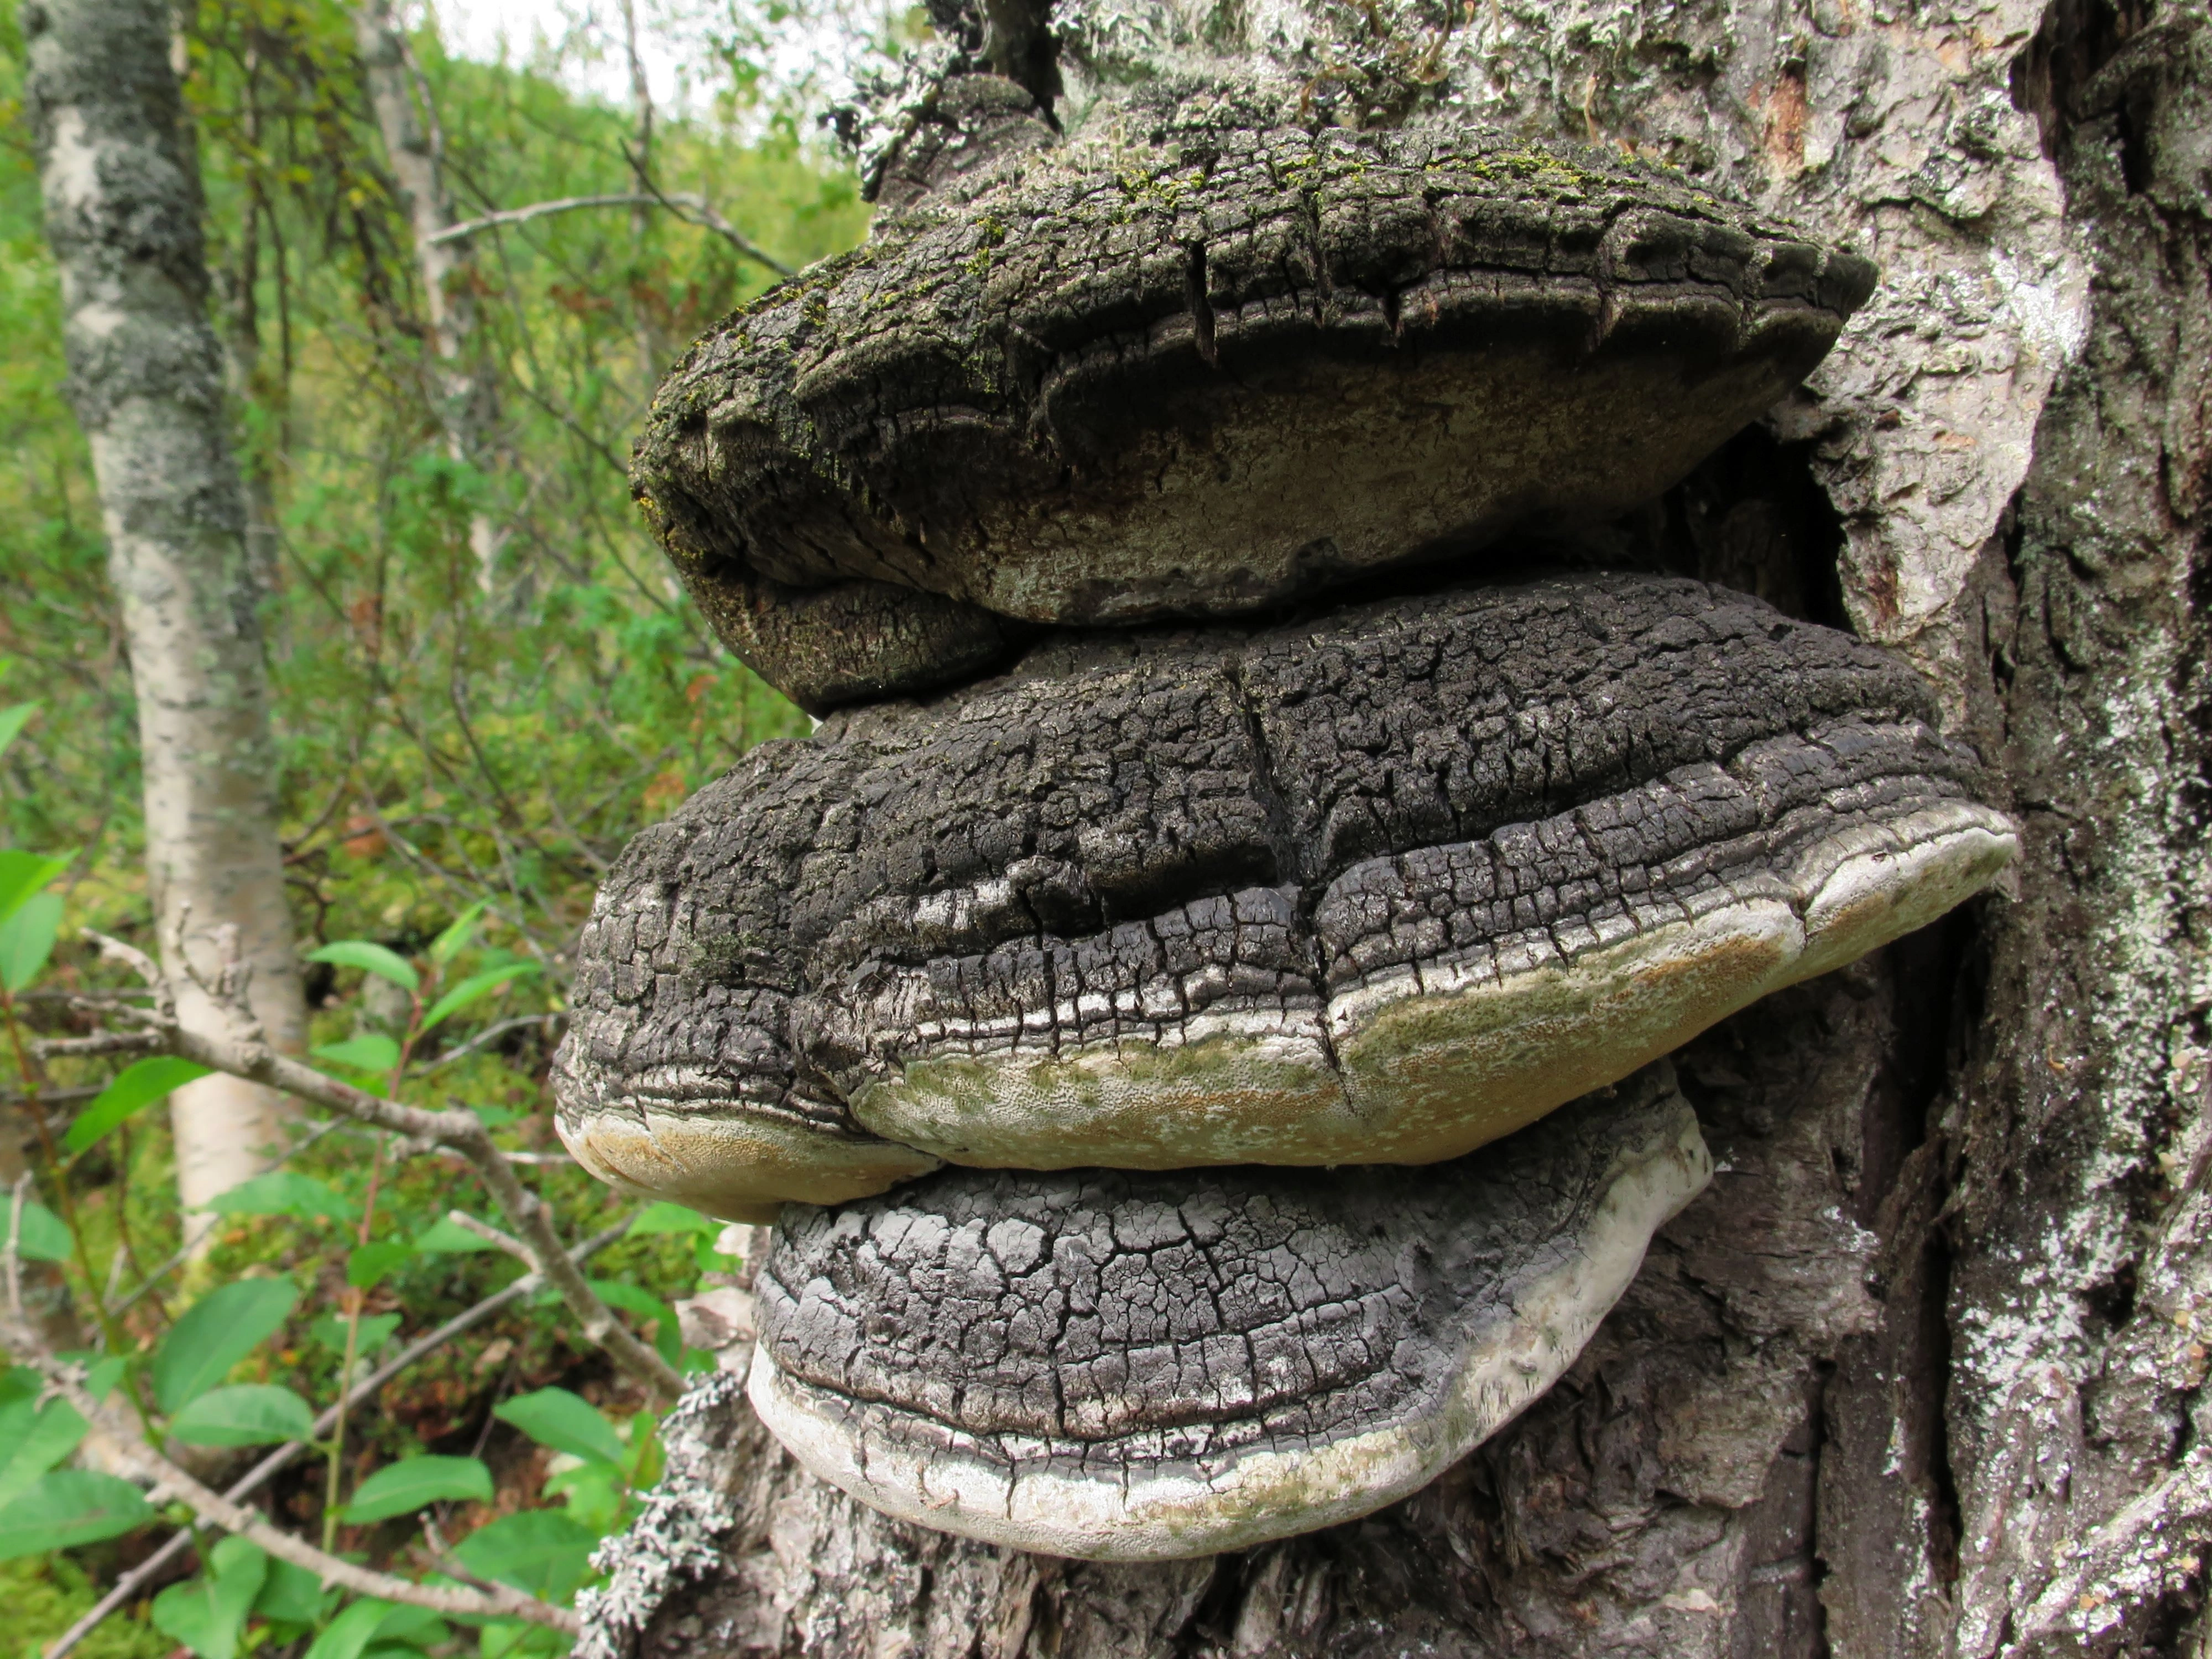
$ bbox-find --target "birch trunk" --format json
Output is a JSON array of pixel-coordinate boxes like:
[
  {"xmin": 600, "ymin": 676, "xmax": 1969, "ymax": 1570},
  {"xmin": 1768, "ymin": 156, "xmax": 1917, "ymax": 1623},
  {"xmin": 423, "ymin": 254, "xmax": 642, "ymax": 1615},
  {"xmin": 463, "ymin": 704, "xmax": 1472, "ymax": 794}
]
[
  {"xmin": 584, "ymin": 0, "xmax": 2212, "ymax": 1648},
  {"xmin": 351, "ymin": 0, "xmax": 504, "ymax": 592},
  {"xmin": 23, "ymin": 0, "xmax": 305, "ymax": 1249}
]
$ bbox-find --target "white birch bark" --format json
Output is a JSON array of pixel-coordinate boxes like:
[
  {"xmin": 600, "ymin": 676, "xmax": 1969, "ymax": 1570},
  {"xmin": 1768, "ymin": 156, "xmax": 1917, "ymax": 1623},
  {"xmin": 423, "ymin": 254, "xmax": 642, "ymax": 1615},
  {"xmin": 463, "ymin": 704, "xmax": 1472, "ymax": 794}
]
[
  {"xmin": 352, "ymin": 0, "xmax": 505, "ymax": 592},
  {"xmin": 23, "ymin": 0, "xmax": 306, "ymax": 1248}
]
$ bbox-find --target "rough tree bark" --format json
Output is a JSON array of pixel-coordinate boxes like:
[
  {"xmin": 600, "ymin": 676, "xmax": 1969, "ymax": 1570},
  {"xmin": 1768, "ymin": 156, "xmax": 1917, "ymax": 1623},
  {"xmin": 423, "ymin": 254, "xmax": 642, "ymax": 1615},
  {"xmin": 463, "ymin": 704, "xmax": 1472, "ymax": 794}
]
[
  {"xmin": 351, "ymin": 0, "xmax": 504, "ymax": 593},
  {"xmin": 23, "ymin": 0, "xmax": 306, "ymax": 1249},
  {"xmin": 577, "ymin": 0, "xmax": 2212, "ymax": 1651}
]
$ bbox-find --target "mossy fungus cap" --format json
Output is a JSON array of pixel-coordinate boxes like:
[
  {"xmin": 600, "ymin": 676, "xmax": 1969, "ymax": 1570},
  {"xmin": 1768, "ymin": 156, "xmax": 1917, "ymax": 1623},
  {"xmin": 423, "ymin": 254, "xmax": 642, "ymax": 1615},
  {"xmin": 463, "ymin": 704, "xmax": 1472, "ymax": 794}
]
[{"xmin": 631, "ymin": 120, "xmax": 1877, "ymax": 712}]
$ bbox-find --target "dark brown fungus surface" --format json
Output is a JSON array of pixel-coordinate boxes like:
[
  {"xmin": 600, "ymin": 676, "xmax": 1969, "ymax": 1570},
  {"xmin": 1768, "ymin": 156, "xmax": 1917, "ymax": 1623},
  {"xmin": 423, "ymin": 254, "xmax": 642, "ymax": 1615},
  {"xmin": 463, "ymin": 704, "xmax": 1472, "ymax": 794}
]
[
  {"xmin": 749, "ymin": 1065, "xmax": 1711, "ymax": 1558},
  {"xmin": 550, "ymin": 572, "xmax": 2015, "ymax": 1222},
  {"xmin": 630, "ymin": 128, "xmax": 1879, "ymax": 712}
]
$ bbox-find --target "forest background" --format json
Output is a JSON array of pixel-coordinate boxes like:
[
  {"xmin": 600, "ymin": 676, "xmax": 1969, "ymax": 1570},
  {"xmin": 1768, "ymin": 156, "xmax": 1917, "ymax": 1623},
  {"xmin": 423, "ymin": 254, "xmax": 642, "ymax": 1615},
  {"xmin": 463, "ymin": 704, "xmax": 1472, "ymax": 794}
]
[{"xmin": 0, "ymin": 1, "xmax": 888, "ymax": 1652}]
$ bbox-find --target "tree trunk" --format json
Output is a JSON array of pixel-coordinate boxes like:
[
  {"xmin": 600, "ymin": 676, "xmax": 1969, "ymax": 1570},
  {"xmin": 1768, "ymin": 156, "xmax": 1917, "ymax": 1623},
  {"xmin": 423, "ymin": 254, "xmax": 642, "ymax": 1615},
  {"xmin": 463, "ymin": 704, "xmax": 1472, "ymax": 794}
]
[
  {"xmin": 579, "ymin": 0, "xmax": 2212, "ymax": 1650},
  {"xmin": 351, "ymin": 0, "xmax": 504, "ymax": 593},
  {"xmin": 23, "ymin": 0, "xmax": 306, "ymax": 1249}
]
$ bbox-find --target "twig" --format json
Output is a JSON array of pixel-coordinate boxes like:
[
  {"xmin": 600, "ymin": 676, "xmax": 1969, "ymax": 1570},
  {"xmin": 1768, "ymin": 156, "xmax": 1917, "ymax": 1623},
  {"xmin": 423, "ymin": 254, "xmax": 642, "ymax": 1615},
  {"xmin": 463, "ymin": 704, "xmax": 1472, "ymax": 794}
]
[
  {"xmin": 426, "ymin": 189, "xmax": 794, "ymax": 274},
  {"xmin": 41, "ymin": 1219, "xmax": 630, "ymax": 1659},
  {"xmin": 1, "ymin": 1322, "xmax": 577, "ymax": 1632},
  {"xmin": 85, "ymin": 930, "xmax": 682, "ymax": 1401},
  {"xmin": 4, "ymin": 1171, "xmax": 27, "ymax": 1320},
  {"xmin": 445, "ymin": 1209, "xmax": 533, "ymax": 1263},
  {"xmin": 30, "ymin": 1031, "xmax": 165, "ymax": 1060},
  {"xmin": 415, "ymin": 1012, "xmax": 564, "ymax": 1074}
]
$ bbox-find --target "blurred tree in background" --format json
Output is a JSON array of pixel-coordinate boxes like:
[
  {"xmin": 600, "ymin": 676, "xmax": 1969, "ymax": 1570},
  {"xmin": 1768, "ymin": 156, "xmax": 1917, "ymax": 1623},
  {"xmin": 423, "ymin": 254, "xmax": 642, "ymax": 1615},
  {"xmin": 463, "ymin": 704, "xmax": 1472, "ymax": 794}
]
[{"xmin": 0, "ymin": 2, "xmax": 883, "ymax": 1651}]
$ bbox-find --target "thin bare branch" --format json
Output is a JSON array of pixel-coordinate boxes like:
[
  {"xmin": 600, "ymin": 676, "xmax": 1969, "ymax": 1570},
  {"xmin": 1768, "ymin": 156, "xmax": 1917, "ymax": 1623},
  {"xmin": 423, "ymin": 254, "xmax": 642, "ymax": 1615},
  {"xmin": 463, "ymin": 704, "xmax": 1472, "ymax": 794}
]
[
  {"xmin": 428, "ymin": 190, "xmax": 794, "ymax": 275},
  {"xmin": 445, "ymin": 1209, "xmax": 533, "ymax": 1262}
]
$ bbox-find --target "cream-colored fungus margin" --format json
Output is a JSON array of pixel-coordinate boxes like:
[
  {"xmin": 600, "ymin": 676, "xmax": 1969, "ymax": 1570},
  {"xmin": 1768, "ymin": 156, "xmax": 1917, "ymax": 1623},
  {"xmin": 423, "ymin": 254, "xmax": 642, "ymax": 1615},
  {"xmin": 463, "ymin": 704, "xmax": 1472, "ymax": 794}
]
[
  {"xmin": 851, "ymin": 801, "xmax": 2020, "ymax": 1171},
  {"xmin": 559, "ymin": 1108, "xmax": 940, "ymax": 1225},
  {"xmin": 748, "ymin": 1094, "xmax": 1713, "ymax": 1560}
]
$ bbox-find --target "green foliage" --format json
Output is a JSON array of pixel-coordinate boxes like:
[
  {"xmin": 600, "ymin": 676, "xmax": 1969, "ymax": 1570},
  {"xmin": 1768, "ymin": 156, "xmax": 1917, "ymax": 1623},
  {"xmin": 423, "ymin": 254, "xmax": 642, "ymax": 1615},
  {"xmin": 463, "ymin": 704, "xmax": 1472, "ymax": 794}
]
[
  {"xmin": 340, "ymin": 1455, "xmax": 494, "ymax": 1524},
  {"xmin": 0, "ymin": 1473, "xmax": 153, "ymax": 1560},
  {"xmin": 495, "ymin": 1387, "xmax": 627, "ymax": 1467},
  {"xmin": 2, "ymin": 1194, "xmax": 70, "ymax": 1262},
  {"xmin": 0, "ymin": 1373, "xmax": 90, "ymax": 1507},
  {"xmin": 169, "ymin": 1384, "xmax": 318, "ymax": 1447},
  {"xmin": 452, "ymin": 1511, "xmax": 597, "ymax": 1601},
  {"xmin": 150, "ymin": 1537, "xmax": 267, "ymax": 1659},
  {"xmin": 64, "ymin": 1058, "xmax": 213, "ymax": 1155},
  {"xmin": 153, "ymin": 1280, "xmax": 302, "ymax": 1412},
  {"xmin": 0, "ymin": 0, "xmax": 883, "ymax": 1634}
]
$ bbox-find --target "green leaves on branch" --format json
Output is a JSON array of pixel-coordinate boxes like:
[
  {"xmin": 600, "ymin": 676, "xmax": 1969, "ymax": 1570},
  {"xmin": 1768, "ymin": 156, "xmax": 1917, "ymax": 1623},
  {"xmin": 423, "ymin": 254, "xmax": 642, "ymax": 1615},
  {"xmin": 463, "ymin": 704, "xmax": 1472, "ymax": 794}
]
[
  {"xmin": 153, "ymin": 1279, "xmax": 300, "ymax": 1412},
  {"xmin": 625, "ymin": 1202, "xmax": 716, "ymax": 1237},
  {"xmin": 0, "ymin": 1469, "xmax": 152, "ymax": 1559},
  {"xmin": 2, "ymin": 1192, "xmax": 70, "ymax": 1261},
  {"xmin": 494, "ymin": 1387, "xmax": 626, "ymax": 1467},
  {"xmin": 312, "ymin": 1034, "xmax": 402, "ymax": 1076},
  {"xmin": 304, "ymin": 1597, "xmax": 446, "ymax": 1659},
  {"xmin": 152, "ymin": 1535, "xmax": 267, "ymax": 1659},
  {"xmin": 451, "ymin": 1510, "xmax": 597, "ymax": 1601},
  {"xmin": 312, "ymin": 1312, "xmax": 400, "ymax": 1355},
  {"xmin": 206, "ymin": 1170, "xmax": 355, "ymax": 1223},
  {"xmin": 0, "ymin": 700, "xmax": 40, "ymax": 761},
  {"xmin": 340, "ymin": 1454, "xmax": 493, "ymax": 1524},
  {"xmin": 170, "ymin": 1383, "xmax": 317, "ymax": 1447},
  {"xmin": 0, "ymin": 848, "xmax": 66, "ymax": 925},
  {"xmin": 346, "ymin": 1240, "xmax": 414, "ymax": 1290},
  {"xmin": 306, "ymin": 940, "xmax": 419, "ymax": 994},
  {"xmin": 64, "ymin": 1056, "xmax": 213, "ymax": 1155},
  {"xmin": 0, "ymin": 845, "xmax": 68, "ymax": 992},
  {"xmin": 420, "ymin": 960, "xmax": 539, "ymax": 1033},
  {"xmin": 0, "ymin": 1368, "xmax": 88, "ymax": 1507}
]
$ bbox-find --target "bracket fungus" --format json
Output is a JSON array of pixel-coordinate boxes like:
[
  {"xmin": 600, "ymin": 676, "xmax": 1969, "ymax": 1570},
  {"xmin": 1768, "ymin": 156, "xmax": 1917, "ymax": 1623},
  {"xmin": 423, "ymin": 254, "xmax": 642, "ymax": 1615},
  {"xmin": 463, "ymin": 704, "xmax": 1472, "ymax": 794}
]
[{"xmin": 561, "ymin": 7, "xmax": 2021, "ymax": 1564}]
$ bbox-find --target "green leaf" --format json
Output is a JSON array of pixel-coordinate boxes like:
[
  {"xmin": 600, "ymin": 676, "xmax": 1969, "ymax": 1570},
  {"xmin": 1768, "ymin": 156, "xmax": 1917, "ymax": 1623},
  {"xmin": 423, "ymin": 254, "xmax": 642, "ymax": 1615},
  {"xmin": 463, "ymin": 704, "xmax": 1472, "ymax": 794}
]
[
  {"xmin": 419, "ymin": 961, "xmax": 539, "ymax": 1034},
  {"xmin": 0, "ymin": 890, "xmax": 61, "ymax": 992},
  {"xmin": 427, "ymin": 901, "xmax": 488, "ymax": 967},
  {"xmin": 369, "ymin": 1605, "xmax": 451, "ymax": 1647},
  {"xmin": 170, "ymin": 1383, "xmax": 317, "ymax": 1447},
  {"xmin": 493, "ymin": 1387, "xmax": 626, "ymax": 1467},
  {"xmin": 0, "ymin": 1389, "xmax": 89, "ymax": 1508},
  {"xmin": 2, "ymin": 1194, "xmax": 71, "ymax": 1262},
  {"xmin": 625, "ymin": 1202, "xmax": 717, "ymax": 1237},
  {"xmin": 152, "ymin": 1279, "xmax": 300, "ymax": 1412},
  {"xmin": 450, "ymin": 1510, "xmax": 597, "ymax": 1600},
  {"xmin": 413, "ymin": 1215, "xmax": 505, "ymax": 1254},
  {"xmin": 305, "ymin": 1598, "xmax": 393, "ymax": 1659},
  {"xmin": 588, "ymin": 1277, "xmax": 681, "ymax": 1365},
  {"xmin": 254, "ymin": 1557, "xmax": 336, "ymax": 1626},
  {"xmin": 63, "ymin": 1057, "xmax": 212, "ymax": 1155},
  {"xmin": 0, "ymin": 701, "xmax": 40, "ymax": 761},
  {"xmin": 312, "ymin": 1312, "xmax": 401, "ymax": 1355},
  {"xmin": 0, "ymin": 850, "xmax": 67, "ymax": 926},
  {"xmin": 0, "ymin": 1469, "xmax": 152, "ymax": 1559},
  {"xmin": 313, "ymin": 1034, "xmax": 403, "ymax": 1076},
  {"xmin": 204, "ymin": 1170, "xmax": 354, "ymax": 1223},
  {"xmin": 340, "ymin": 1454, "xmax": 493, "ymax": 1524},
  {"xmin": 152, "ymin": 1536, "xmax": 267, "ymax": 1659},
  {"xmin": 346, "ymin": 1241, "xmax": 414, "ymax": 1290},
  {"xmin": 306, "ymin": 941, "xmax": 420, "ymax": 995}
]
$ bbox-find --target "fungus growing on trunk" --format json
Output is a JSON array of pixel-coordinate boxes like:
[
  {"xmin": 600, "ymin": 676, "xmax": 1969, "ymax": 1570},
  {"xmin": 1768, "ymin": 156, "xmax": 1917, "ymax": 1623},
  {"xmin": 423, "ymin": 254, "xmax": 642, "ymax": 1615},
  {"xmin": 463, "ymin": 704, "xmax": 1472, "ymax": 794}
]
[
  {"xmin": 749, "ymin": 1066, "xmax": 1709, "ymax": 1559},
  {"xmin": 631, "ymin": 123, "xmax": 1875, "ymax": 713},
  {"xmin": 561, "ymin": 0, "xmax": 2024, "ymax": 1565}
]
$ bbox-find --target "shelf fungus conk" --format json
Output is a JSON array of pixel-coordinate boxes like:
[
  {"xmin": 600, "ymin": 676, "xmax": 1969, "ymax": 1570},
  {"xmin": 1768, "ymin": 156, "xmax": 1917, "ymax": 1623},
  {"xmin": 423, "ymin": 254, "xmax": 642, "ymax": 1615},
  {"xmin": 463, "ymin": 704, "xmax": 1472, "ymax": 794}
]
[
  {"xmin": 632, "ymin": 128, "xmax": 1878, "ymax": 714},
  {"xmin": 749, "ymin": 1066, "xmax": 1710, "ymax": 1559},
  {"xmin": 564, "ymin": 81, "xmax": 2021, "ymax": 1561}
]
